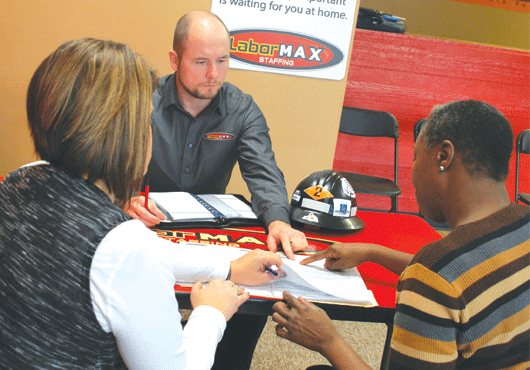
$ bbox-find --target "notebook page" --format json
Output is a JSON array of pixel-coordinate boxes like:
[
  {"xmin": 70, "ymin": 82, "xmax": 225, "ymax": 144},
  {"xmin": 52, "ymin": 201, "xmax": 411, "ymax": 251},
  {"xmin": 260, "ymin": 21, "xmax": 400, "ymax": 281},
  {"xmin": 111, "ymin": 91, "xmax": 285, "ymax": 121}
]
[{"xmin": 149, "ymin": 192, "xmax": 214, "ymax": 220}]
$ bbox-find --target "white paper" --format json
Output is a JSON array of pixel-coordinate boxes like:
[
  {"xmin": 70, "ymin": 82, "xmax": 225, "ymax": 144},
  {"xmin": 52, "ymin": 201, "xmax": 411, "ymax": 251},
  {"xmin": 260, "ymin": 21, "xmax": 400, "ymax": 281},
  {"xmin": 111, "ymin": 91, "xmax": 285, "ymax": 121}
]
[
  {"xmin": 176, "ymin": 243, "xmax": 377, "ymax": 306},
  {"xmin": 149, "ymin": 192, "xmax": 257, "ymax": 221}
]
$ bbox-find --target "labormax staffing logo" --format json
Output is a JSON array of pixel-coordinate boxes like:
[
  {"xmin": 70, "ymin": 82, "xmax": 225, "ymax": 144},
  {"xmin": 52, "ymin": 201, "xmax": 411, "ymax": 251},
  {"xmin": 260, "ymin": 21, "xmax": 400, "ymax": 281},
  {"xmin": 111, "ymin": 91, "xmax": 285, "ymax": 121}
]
[
  {"xmin": 229, "ymin": 29, "xmax": 343, "ymax": 70},
  {"xmin": 204, "ymin": 133, "xmax": 234, "ymax": 140}
]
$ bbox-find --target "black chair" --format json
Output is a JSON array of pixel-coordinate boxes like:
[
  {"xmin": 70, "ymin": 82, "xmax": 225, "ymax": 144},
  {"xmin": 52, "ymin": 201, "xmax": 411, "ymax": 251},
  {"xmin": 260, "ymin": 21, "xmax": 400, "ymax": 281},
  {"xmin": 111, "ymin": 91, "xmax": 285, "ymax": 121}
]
[
  {"xmin": 515, "ymin": 129, "xmax": 530, "ymax": 205},
  {"xmin": 338, "ymin": 107, "xmax": 401, "ymax": 212}
]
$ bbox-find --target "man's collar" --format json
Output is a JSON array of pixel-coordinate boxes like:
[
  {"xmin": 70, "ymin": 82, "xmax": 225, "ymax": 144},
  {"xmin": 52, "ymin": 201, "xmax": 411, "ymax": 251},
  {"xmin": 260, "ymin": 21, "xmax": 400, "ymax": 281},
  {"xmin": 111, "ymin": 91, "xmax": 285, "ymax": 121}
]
[{"xmin": 160, "ymin": 73, "xmax": 179, "ymax": 110}]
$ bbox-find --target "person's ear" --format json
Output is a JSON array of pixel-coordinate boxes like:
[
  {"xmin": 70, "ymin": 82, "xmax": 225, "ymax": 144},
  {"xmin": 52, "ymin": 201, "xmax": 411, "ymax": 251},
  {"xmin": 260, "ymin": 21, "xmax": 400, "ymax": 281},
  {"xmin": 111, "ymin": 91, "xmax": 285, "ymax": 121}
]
[
  {"xmin": 168, "ymin": 50, "xmax": 178, "ymax": 72},
  {"xmin": 438, "ymin": 140, "xmax": 455, "ymax": 171}
]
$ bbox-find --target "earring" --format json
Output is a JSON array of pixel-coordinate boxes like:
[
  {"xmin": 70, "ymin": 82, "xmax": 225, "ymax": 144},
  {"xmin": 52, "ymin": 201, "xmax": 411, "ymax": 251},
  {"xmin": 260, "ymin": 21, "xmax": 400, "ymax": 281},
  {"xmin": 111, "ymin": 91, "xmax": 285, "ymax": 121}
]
[{"xmin": 440, "ymin": 166, "xmax": 445, "ymax": 172}]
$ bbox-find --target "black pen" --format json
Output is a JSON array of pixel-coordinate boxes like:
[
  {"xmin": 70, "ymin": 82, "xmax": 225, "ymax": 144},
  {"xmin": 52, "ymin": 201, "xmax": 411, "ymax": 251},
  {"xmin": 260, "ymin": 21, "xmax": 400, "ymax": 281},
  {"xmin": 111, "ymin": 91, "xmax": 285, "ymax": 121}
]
[{"xmin": 265, "ymin": 266, "xmax": 279, "ymax": 276}]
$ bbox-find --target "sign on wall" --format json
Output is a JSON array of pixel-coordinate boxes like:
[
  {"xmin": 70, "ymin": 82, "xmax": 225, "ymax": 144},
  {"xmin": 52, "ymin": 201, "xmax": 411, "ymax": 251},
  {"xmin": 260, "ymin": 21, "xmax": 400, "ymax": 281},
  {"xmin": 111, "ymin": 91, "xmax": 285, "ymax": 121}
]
[
  {"xmin": 447, "ymin": 0, "xmax": 529, "ymax": 13},
  {"xmin": 211, "ymin": 0, "xmax": 359, "ymax": 80}
]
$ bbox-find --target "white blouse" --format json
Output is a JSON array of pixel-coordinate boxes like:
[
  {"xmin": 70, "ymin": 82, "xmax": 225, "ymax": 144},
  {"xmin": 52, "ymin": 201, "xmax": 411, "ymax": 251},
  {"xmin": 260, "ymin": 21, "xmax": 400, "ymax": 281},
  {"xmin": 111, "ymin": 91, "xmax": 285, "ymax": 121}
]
[{"xmin": 90, "ymin": 219, "xmax": 231, "ymax": 369}]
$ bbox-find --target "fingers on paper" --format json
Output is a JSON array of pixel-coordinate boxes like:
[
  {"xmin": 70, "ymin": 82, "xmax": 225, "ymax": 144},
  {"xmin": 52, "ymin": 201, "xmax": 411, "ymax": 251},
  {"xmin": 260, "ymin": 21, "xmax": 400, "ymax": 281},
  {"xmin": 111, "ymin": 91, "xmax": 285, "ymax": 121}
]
[
  {"xmin": 280, "ymin": 235, "xmax": 295, "ymax": 260},
  {"xmin": 288, "ymin": 229, "xmax": 309, "ymax": 252},
  {"xmin": 266, "ymin": 234, "xmax": 279, "ymax": 254},
  {"xmin": 266, "ymin": 221, "xmax": 308, "ymax": 260},
  {"xmin": 299, "ymin": 249, "xmax": 329, "ymax": 265}
]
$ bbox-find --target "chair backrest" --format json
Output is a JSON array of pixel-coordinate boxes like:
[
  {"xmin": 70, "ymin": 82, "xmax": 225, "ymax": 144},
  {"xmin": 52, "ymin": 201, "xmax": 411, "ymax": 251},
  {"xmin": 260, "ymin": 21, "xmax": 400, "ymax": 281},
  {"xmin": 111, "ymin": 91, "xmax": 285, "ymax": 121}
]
[
  {"xmin": 515, "ymin": 129, "xmax": 530, "ymax": 201},
  {"xmin": 517, "ymin": 129, "xmax": 530, "ymax": 155},
  {"xmin": 339, "ymin": 107, "xmax": 399, "ymax": 138},
  {"xmin": 413, "ymin": 118, "xmax": 428, "ymax": 142},
  {"xmin": 338, "ymin": 106, "xmax": 399, "ymax": 184}
]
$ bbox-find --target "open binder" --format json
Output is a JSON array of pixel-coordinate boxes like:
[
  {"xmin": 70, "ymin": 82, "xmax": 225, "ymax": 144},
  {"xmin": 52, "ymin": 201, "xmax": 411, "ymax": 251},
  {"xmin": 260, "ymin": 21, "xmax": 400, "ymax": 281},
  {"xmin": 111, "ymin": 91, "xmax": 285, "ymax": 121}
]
[{"xmin": 149, "ymin": 192, "xmax": 263, "ymax": 229}]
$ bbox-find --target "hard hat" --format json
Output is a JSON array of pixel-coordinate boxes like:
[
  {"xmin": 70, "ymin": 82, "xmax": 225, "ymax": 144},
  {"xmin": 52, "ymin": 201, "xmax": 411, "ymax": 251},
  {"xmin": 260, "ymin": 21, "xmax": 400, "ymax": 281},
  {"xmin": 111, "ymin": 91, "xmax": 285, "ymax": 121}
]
[{"xmin": 289, "ymin": 170, "xmax": 365, "ymax": 230}]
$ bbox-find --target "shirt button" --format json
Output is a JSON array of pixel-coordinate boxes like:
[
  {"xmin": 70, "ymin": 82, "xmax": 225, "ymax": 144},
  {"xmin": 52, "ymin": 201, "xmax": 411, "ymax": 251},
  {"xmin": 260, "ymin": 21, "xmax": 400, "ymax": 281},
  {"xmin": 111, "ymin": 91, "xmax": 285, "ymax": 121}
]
[
  {"xmin": 185, "ymin": 168, "xmax": 190, "ymax": 173},
  {"xmin": 188, "ymin": 143, "xmax": 193, "ymax": 148}
]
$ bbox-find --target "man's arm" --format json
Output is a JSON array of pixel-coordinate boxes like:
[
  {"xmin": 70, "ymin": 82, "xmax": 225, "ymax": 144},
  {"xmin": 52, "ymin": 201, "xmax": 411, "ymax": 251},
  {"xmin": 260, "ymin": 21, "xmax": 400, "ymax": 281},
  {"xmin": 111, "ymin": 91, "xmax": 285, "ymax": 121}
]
[{"xmin": 234, "ymin": 94, "xmax": 308, "ymax": 258}]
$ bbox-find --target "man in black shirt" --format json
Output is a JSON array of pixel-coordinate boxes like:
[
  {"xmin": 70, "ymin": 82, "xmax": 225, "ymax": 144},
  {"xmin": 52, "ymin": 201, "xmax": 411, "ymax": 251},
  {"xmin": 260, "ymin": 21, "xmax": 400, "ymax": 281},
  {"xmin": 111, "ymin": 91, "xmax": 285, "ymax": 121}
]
[
  {"xmin": 125, "ymin": 10, "xmax": 308, "ymax": 370},
  {"xmin": 127, "ymin": 10, "xmax": 307, "ymax": 260}
]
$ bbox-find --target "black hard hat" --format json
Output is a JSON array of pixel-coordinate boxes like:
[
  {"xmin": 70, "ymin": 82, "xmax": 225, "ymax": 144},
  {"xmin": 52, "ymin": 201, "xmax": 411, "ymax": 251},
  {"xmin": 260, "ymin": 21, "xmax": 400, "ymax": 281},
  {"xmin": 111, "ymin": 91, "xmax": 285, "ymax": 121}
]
[{"xmin": 290, "ymin": 170, "xmax": 365, "ymax": 230}]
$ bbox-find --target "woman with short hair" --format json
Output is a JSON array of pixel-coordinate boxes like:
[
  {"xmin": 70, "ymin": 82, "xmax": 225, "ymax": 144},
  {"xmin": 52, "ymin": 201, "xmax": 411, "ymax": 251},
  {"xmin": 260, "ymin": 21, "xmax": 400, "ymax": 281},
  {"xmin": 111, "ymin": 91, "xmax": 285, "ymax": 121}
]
[{"xmin": 0, "ymin": 38, "xmax": 282, "ymax": 369}]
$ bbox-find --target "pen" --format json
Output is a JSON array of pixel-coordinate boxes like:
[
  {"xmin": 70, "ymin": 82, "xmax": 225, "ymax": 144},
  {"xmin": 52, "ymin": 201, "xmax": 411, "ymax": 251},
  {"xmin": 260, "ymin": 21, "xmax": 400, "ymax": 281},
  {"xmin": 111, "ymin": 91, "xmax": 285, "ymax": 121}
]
[
  {"xmin": 265, "ymin": 266, "xmax": 278, "ymax": 277},
  {"xmin": 149, "ymin": 196, "xmax": 176, "ymax": 222},
  {"xmin": 143, "ymin": 180, "xmax": 150, "ymax": 209}
]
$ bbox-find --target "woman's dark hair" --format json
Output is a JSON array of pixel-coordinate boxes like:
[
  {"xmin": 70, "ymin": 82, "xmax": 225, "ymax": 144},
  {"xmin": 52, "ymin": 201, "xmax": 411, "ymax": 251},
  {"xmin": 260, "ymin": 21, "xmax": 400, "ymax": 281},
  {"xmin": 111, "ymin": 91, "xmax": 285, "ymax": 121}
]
[{"xmin": 422, "ymin": 100, "xmax": 513, "ymax": 181}]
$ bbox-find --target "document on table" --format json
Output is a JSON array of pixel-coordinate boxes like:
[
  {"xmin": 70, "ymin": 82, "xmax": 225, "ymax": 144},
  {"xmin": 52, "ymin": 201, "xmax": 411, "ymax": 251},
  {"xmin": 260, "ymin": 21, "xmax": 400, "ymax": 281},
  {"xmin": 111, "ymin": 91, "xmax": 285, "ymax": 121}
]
[{"xmin": 174, "ymin": 243, "xmax": 377, "ymax": 307}]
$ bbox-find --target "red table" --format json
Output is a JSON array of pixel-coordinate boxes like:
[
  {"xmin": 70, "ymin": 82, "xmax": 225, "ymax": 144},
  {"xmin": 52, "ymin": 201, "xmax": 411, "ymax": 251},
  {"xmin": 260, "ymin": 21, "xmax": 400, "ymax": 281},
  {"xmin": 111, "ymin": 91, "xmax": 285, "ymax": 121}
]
[
  {"xmin": 156, "ymin": 211, "xmax": 441, "ymax": 319},
  {"xmin": 156, "ymin": 211, "xmax": 442, "ymax": 366}
]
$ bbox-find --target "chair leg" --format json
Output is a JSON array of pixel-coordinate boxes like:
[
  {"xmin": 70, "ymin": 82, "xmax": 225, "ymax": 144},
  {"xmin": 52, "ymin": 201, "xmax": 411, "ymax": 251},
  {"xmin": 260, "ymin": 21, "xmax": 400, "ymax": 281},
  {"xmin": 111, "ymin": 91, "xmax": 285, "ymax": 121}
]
[{"xmin": 390, "ymin": 196, "xmax": 398, "ymax": 213}]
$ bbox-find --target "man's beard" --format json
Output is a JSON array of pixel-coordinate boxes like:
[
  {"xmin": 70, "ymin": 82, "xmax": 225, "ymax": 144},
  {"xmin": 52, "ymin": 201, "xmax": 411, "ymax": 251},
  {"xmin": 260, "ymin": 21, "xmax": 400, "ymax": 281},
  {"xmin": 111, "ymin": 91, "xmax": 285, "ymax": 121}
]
[{"xmin": 180, "ymin": 78, "xmax": 222, "ymax": 100}]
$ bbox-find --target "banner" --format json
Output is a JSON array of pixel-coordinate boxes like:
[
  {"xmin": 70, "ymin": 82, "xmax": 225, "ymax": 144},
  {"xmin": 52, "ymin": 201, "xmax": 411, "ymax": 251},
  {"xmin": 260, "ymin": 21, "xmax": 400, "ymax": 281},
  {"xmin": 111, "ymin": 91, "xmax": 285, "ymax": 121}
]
[{"xmin": 211, "ymin": 0, "xmax": 359, "ymax": 80}]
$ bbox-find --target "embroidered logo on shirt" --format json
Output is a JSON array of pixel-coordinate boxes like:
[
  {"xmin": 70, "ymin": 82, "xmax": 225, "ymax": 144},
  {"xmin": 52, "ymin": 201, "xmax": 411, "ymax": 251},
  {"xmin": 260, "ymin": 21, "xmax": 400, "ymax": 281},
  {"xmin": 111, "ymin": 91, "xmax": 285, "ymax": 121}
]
[{"xmin": 204, "ymin": 133, "xmax": 234, "ymax": 140}]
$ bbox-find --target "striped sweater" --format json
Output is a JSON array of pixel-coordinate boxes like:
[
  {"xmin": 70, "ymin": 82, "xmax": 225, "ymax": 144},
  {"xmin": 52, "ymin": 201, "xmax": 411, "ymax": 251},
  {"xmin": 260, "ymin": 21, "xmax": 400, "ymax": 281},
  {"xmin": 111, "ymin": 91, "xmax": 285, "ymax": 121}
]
[{"xmin": 389, "ymin": 203, "xmax": 529, "ymax": 370}]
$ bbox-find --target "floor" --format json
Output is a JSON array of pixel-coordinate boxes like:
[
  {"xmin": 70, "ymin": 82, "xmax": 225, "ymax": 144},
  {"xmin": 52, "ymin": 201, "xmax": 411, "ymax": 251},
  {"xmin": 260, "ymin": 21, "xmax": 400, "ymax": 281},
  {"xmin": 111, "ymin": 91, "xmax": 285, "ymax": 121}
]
[{"xmin": 250, "ymin": 318, "xmax": 387, "ymax": 369}]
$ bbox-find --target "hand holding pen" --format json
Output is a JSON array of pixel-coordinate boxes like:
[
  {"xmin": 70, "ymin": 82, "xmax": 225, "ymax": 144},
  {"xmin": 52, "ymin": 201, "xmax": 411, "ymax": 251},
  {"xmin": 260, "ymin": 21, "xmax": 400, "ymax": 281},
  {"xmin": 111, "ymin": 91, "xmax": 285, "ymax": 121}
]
[
  {"xmin": 229, "ymin": 249, "xmax": 285, "ymax": 286},
  {"xmin": 124, "ymin": 181, "xmax": 166, "ymax": 227}
]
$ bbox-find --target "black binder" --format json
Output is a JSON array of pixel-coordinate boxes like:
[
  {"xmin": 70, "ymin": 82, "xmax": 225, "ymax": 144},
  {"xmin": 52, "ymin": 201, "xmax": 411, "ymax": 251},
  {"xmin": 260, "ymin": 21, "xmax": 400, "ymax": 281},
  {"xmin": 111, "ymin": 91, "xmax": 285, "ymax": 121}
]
[{"xmin": 151, "ymin": 192, "xmax": 263, "ymax": 230}]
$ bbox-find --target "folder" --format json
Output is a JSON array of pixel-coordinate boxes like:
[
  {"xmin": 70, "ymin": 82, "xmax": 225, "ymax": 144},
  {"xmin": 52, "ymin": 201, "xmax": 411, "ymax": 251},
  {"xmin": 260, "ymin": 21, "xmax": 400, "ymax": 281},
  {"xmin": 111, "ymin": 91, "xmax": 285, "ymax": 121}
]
[{"xmin": 149, "ymin": 192, "xmax": 262, "ymax": 229}]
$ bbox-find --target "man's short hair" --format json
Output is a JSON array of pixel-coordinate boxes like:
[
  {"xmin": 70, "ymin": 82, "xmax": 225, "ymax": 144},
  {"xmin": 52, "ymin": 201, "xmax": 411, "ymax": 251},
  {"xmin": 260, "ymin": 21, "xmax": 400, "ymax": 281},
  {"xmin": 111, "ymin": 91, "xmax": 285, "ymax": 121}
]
[
  {"xmin": 26, "ymin": 38, "xmax": 158, "ymax": 207},
  {"xmin": 172, "ymin": 11, "xmax": 229, "ymax": 57},
  {"xmin": 422, "ymin": 100, "xmax": 513, "ymax": 181}
]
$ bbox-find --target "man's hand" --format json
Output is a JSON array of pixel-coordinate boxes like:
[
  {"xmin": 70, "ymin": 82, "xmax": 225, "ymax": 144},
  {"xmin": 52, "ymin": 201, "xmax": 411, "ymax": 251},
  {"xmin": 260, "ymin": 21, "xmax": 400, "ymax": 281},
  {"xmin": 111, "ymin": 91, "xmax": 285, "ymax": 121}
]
[
  {"xmin": 266, "ymin": 220, "xmax": 308, "ymax": 260},
  {"xmin": 124, "ymin": 196, "xmax": 166, "ymax": 228}
]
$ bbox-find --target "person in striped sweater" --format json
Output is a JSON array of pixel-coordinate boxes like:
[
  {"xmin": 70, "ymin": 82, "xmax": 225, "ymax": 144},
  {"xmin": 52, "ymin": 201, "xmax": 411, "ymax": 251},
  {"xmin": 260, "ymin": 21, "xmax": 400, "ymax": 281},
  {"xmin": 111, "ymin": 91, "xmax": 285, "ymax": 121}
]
[{"xmin": 272, "ymin": 100, "xmax": 529, "ymax": 370}]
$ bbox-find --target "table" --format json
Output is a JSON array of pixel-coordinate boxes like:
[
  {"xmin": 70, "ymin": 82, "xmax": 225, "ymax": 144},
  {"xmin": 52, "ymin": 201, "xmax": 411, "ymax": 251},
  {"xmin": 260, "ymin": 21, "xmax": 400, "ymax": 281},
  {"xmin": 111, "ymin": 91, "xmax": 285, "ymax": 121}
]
[
  {"xmin": 156, "ymin": 210, "xmax": 442, "ymax": 366},
  {"xmin": 156, "ymin": 211, "xmax": 441, "ymax": 320}
]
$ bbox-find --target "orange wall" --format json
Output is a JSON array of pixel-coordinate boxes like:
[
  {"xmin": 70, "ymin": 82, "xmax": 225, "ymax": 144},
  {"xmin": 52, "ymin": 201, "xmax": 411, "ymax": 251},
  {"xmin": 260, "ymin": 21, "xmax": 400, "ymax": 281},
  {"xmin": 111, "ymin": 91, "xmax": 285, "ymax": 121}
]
[
  {"xmin": 0, "ymin": 0, "xmax": 356, "ymax": 200},
  {"xmin": 360, "ymin": 0, "xmax": 529, "ymax": 50}
]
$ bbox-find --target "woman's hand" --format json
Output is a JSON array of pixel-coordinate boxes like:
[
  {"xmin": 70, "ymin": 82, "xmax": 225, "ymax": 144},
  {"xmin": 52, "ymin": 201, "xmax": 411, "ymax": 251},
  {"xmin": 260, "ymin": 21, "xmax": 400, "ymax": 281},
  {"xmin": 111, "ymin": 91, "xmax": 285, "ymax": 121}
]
[
  {"xmin": 272, "ymin": 291, "xmax": 340, "ymax": 352},
  {"xmin": 230, "ymin": 249, "xmax": 285, "ymax": 286},
  {"xmin": 300, "ymin": 243, "xmax": 374, "ymax": 271},
  {"xmin": 190, "ymin": 279, "xmax": 249, "ymax": 321},
  {"xmin": 124, "ymin": 196, "xmax": 166, "ymax": 227}
]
